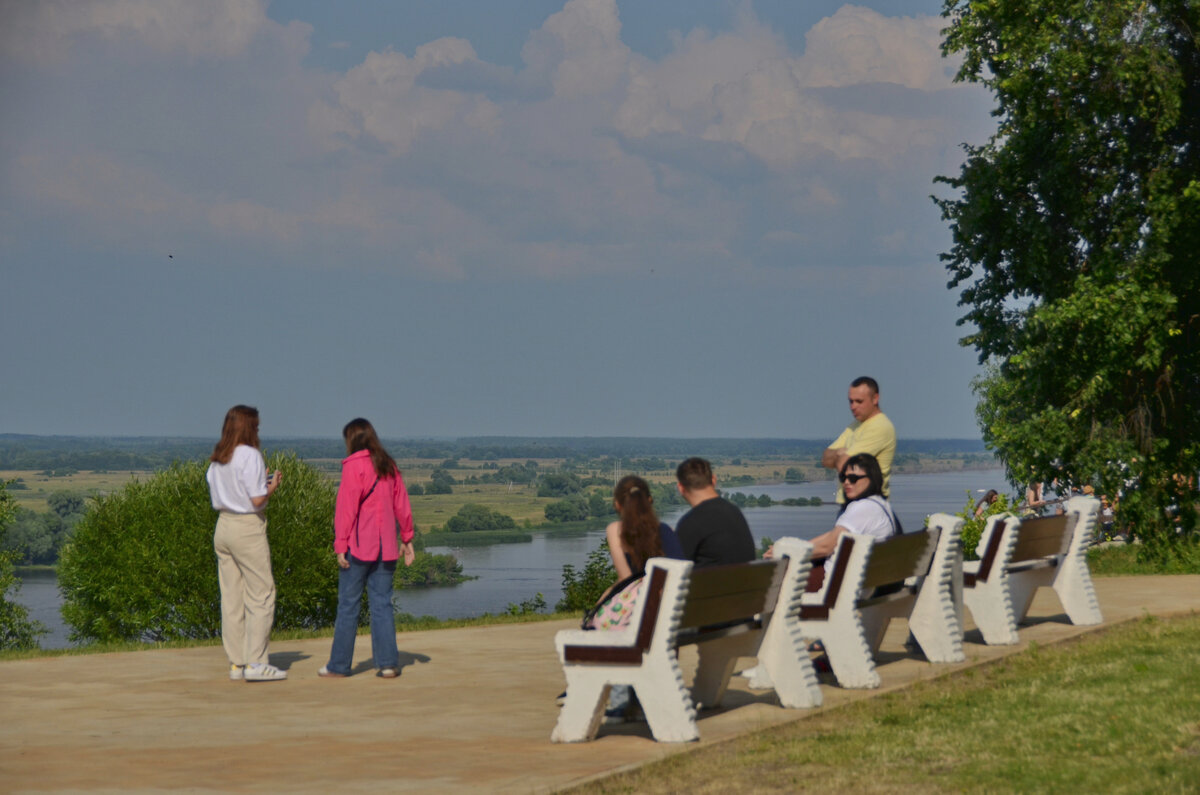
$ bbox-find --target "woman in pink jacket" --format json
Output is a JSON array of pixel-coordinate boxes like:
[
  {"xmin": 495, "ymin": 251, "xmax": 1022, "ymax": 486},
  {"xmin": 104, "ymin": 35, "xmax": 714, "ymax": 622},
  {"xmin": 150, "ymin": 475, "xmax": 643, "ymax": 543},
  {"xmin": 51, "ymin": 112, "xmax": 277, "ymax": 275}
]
[{"xmin": 319, "ymin": 418, "xmax": 416, "ymax": 678}]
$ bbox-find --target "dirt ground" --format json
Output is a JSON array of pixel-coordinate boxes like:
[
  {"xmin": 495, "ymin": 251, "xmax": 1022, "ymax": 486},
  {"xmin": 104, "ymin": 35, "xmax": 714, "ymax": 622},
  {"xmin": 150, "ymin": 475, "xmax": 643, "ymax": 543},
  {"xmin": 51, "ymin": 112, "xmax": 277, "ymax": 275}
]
[{"xmin": 1, "ymin": 575, "xmax": 1196, "ymax": 794}]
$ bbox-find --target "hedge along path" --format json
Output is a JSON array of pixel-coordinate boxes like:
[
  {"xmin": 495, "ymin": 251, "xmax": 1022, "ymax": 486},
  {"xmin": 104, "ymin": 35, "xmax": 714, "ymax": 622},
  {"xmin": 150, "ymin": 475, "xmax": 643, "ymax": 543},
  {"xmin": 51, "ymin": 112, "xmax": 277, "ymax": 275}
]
[{"xmin": 0, "ymin": 575, "xmax": 1195, "ymax": 793}]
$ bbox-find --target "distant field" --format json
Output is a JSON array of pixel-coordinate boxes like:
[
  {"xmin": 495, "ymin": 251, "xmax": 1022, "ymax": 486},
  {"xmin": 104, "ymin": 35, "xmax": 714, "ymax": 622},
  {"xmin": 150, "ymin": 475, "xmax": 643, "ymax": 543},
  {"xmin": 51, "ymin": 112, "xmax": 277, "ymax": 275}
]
[
  {"xmin": 0, "ymin": 470, "xmax": 157, "ymax": 513},
  {"xmin": 2, "ymin": 452, "xmax": 994, "ymax": 525}
]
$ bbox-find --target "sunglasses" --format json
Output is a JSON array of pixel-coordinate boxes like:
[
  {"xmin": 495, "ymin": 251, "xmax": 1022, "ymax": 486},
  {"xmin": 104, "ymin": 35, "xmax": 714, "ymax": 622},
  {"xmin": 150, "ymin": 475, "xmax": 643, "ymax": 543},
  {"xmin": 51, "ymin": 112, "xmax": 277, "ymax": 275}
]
[{"xmin": 838, "ymin": 473, "xmax": 867, "ymax": 484}]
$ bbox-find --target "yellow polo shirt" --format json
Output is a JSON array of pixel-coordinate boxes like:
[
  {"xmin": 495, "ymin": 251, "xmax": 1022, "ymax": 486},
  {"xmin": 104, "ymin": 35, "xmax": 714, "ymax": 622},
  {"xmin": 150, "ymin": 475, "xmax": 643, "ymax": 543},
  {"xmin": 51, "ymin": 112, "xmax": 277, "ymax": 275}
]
[{"xmin": 830, "ymin": 411, "xmax": 896, "ymax": 503}]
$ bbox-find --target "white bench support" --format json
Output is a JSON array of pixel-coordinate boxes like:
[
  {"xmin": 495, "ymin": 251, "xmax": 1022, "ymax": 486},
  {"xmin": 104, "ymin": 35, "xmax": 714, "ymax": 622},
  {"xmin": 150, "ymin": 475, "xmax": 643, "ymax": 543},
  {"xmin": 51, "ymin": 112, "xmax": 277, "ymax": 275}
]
[
  {"xmin": 552, "ymin": 560, "xmax": 696, "ymax": 743},
  {"xmin": 552, "ymin": 544, "xmax": 818, "ymax": 744},
  {"xmin": 902, "ymin": 513, "xmax": 965, "ymax": 663},
  {"xmin": 962, "ymin": 496, "xmax": 1102, "ymax": 646},
  {"xmin": 1008, "ymin": 495, "xmax": 1103, "ymax": 627}
]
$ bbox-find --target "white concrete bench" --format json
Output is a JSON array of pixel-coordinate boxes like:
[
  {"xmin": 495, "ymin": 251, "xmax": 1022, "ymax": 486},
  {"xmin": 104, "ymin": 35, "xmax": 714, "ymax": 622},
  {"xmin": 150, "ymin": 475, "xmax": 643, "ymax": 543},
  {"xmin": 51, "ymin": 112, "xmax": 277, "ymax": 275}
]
[
  {"xmin": 962, "ymin": 495, "xmax": 1103, "ymax": 645},
  {"xmin": 551, "ymin": 538, "xmax": 816, "ymax": 743},
  {"xmin": 793, "ymin": 526, "xmax": 946, "ymax": 689}
]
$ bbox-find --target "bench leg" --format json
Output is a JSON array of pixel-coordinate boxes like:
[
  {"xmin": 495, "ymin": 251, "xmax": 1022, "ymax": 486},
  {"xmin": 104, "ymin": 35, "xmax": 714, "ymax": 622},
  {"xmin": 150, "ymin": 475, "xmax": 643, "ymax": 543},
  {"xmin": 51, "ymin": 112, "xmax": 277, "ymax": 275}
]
[
  {"xmin": 963, "ymin": 582, "xmax": 1019, "ymax": 645},
  {"xmin": 550, "ymin": 679, "xmax": 610, "ymax": 743},
  {"xmin": 757, "ymin": 622, "xmax": 822, "ymax": 708},
  {"xmin": 692, "ymin": 635, "xmax": 753, "ymax": 709},
  {"xmin": 822, "ymin": 621, "xmax": 881, "ymax": 689},
  {"xmin": 909, "ymin": 587, "xmax": 965, "ymax": 663},
  {"xmin": 637, "ymin": 679, "xmax": 699, "ymax": 743},
  {"xmin": 1054, "ymin": 557, "xmax": 1103, "ymax": 625}
]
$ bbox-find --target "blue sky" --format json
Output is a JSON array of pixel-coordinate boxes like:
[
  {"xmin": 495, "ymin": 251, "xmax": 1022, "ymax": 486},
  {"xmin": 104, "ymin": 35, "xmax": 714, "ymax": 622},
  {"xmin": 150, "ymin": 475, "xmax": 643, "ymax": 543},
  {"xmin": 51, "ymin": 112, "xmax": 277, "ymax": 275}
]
[{"xmin": 0, "ymin": 0, "xmax": 996, "ymax": 440}]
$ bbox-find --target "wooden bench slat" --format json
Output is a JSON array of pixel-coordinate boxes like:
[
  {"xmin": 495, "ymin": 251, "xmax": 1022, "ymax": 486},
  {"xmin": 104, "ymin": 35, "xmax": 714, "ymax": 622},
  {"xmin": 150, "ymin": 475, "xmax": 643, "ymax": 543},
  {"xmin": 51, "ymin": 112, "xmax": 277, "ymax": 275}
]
[
  {"xmin": 860, "ymin": 530, "xmax": 933, "ymax": 590},
  {"xmin": 1010, "ymin": 515, "xmax": 1071, "ymax": 562}
]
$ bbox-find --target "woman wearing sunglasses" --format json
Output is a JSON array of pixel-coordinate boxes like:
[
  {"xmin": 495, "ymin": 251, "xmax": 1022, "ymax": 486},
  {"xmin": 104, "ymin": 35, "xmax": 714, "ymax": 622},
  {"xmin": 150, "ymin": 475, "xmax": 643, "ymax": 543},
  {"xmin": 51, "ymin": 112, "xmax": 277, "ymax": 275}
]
[{"xmin": 808, "ymin": 452, "xmax": 902, "ymax": 564}]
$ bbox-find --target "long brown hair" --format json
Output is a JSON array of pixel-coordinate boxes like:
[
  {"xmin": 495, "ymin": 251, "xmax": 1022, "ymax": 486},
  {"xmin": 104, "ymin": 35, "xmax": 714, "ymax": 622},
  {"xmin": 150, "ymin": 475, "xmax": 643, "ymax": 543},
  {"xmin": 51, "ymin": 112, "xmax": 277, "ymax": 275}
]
[
  {"xmin": 343, "ymin": 418, "xmax": 399, "ymax": 479},
  {"xmin": 210, "ymin": 405, "xmax": 260, "ymax": 464},
  {"xmin": 614, "ymin": 475, "xmax": 663, "ymax": 573}
]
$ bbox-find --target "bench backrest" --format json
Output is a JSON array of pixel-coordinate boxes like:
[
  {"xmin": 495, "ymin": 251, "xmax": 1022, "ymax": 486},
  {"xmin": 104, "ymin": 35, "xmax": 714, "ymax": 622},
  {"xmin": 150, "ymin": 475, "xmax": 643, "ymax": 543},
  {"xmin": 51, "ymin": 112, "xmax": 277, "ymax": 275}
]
[
  {"xmin": 678, "ymin": 559, "xmax": 787, "ymax": 633},
  {"xmin": 860, "ymin": 529, "xmax": 936, "ymax": 591},
  {"xmin": 1009, "ymin": 514, "xmax": 1071, "ymax": 563},
  {"xmin": 802, "ymin": 529, "xmax": 935, "ymax": 619}
]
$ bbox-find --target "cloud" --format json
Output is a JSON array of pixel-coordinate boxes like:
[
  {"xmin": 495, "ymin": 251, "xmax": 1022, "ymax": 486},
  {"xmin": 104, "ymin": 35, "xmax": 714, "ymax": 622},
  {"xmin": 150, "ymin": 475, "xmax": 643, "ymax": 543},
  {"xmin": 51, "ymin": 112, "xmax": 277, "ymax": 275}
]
[
  {"xmin": 1, "ymin": 0, "xmax": 992, "ymax": 283},
  {"xmin": 0, "ymin": 0, "xmax": 271, "ymax": 64}
]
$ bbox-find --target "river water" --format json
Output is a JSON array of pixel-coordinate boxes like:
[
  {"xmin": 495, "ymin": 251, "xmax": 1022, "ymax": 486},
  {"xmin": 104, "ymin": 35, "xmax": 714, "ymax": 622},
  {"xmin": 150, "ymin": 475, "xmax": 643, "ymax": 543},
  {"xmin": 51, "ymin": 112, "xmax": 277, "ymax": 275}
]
[{"xmin": 14, "ymin": 469, "xmax": 1005, "ymax": 649}]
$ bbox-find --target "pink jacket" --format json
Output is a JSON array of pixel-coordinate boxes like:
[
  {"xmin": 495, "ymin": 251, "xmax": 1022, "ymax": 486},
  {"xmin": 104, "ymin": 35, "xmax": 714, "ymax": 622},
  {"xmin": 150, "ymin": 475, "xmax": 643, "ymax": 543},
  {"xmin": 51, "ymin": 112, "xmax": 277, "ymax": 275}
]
[{"xmin": 334, "ymin": 450, "xmax": 414, "ymax": 561}]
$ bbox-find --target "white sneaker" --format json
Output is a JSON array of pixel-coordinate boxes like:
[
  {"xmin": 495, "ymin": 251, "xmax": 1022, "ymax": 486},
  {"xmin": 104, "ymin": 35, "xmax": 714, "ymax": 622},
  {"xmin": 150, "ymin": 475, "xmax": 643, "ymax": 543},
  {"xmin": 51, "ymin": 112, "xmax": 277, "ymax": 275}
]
[
  {"xmin": 229, "ymin": 664, "xmax": 245, "ymax": 681},
  {"xmin": 243, "ymin": 663, "xmax": 288, "ymax": 682}
]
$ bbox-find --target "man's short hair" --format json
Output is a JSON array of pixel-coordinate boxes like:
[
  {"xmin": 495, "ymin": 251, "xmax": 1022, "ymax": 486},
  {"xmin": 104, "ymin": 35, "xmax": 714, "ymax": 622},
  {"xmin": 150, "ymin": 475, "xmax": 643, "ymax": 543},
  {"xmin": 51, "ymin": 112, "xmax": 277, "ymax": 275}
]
[
  {"xmin": 850, "ymin": 376, "xmax": 879, "ymax": 394},
  {"xmin": 676, "ymin": 457, "xmax": 713, "ymax": 492}
]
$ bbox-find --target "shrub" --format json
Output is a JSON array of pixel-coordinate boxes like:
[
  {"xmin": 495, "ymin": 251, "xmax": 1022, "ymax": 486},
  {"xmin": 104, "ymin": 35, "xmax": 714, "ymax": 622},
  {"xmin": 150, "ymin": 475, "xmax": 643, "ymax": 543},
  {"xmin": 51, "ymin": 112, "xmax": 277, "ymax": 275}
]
[
  {"xmin": 59, "ymin": 454, "xmax": 341, "ymax": 643},
  {"xmin": 0, "ymin": 481, "xmax": 45, "ymax": 649},
  {"xmin": 956, "ymin": 491, "xmax": 1016, "ymax": 561},
  {"xmin": 556, "ymin": 542, "xmax": 616, "ymax": 612}
]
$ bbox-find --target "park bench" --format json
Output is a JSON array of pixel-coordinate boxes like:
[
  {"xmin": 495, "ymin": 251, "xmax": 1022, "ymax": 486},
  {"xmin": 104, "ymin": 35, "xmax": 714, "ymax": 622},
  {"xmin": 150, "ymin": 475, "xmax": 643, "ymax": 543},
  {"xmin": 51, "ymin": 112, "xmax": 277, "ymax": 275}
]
[
  {"xmin": 551, "ymin": 538, "xmax": 817, "ymax": 743},
  {"xmin": 791, "ymin": 521, "xmax": 956, "ymax": 690},
  {"xmin": 961, "ymin": 495, "xmax": 1103, "ymax": 645}
]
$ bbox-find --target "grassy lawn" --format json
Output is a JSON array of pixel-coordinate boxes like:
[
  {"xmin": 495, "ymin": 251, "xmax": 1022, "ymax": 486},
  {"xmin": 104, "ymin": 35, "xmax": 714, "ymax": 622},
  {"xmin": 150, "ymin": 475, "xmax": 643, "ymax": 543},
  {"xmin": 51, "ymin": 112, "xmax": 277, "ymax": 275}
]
[{"xmin": 568, "ymin": 613, "xmax": 1200, "ymax": 794}]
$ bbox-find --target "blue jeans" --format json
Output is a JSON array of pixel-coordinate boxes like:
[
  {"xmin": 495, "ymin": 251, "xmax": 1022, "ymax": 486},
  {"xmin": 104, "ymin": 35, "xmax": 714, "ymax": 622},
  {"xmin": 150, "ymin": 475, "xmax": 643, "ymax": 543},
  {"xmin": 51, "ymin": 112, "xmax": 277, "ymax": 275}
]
[{"xmin": 326, "ymin": 554, "xmax": 399, "ymax": 674}]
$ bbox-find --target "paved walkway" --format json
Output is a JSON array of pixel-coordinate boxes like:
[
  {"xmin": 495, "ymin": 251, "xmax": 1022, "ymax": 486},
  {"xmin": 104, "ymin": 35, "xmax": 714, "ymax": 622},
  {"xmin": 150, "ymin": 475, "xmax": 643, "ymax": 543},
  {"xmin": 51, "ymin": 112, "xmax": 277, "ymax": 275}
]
[{"xmin": 2, "ymin": 576, "xmax": 1197, "ymax": 793}]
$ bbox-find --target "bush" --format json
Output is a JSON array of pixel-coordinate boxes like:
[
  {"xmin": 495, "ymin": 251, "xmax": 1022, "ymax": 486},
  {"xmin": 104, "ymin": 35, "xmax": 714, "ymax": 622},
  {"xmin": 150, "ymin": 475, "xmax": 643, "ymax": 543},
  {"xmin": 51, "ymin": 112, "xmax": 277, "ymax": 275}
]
[
  {"xmin": 59, "ymin": 454, "xmax": 341, "ymax": 643},
  {"xmin": 556, "ymin": 542, "xmax": 616, "ymax": 612},
  {"xmin": 0, "ymin": 481, "xmax": 45, "ymax": 649},
  {"xmin": 956, "ymin": 491, "xmax": 1016, "ymax": 560}
]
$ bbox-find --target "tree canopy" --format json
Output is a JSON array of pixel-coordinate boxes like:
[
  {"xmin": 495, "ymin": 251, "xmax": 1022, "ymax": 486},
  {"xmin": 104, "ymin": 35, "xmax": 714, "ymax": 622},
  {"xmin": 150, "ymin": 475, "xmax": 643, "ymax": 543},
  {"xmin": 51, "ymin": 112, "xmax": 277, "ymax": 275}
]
[{"xmin": 935, "ymin": 1, "xmax": 1200, "ymax": 542}]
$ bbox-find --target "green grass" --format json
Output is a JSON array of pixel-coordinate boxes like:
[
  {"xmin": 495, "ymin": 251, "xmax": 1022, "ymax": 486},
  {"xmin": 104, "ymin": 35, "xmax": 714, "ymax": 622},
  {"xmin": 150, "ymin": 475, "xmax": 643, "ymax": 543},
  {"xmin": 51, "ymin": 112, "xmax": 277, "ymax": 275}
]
[
  {"xmin": 1089, "ymin": 542, "xmax": 1200, "ymax": 575},
  {"xmin": 569, "ymin": 613, "xmax": 1200, "ymax": 794}
]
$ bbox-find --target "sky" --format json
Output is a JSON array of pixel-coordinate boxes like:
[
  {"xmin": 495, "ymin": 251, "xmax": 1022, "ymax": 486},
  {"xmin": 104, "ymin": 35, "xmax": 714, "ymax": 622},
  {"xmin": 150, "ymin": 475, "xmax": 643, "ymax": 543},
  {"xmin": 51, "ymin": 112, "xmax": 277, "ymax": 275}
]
[{"xmin": 0, "ymin": 0, "xmax": 998, "ymax": 441}]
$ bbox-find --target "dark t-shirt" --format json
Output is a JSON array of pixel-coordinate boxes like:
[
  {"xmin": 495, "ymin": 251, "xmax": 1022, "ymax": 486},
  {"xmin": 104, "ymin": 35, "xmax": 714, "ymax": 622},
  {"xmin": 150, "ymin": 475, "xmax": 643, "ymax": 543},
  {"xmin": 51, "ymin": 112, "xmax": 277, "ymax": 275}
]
[{"xmin": 675, "ymin": 497, "xmax": 755, "ymax": 567}]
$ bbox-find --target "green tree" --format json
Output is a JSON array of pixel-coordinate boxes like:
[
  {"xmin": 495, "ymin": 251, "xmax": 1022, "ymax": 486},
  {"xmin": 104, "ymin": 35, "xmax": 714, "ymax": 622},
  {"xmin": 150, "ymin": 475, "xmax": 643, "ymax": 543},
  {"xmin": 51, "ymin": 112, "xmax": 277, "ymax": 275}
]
[
  {"xmin": 544, "ymin": 498, "xmax": 588, "ymax": 523},
  {"xmin": 444, "ymin": 503, "xmax": 517, "ymax": 534},
  {"xmin": 537, "ymin": 473, "xmax": 582, "ymax": 498},
  {"xmin": 426, "ymin": 468, "xmax": 454, "ymax": 495},
  {"xmin": 0, "ymin": 481, "xmax": 46, "ymax": 648},
  {"xmin": 935, "ymin": 1, "xmax": 1200, "ymax": 550}
]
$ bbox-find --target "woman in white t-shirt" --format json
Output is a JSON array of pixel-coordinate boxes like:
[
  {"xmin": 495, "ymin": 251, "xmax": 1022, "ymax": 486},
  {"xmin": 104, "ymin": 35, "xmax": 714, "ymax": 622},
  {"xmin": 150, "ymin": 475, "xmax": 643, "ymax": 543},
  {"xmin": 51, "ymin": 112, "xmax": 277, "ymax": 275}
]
[
  {"xmin": 205, "ymin": 405, "xmax": 286, "ymax": 683},
  {"xmin": 805, "ymin": 453, "xmax": 901, "ymax": 585}
]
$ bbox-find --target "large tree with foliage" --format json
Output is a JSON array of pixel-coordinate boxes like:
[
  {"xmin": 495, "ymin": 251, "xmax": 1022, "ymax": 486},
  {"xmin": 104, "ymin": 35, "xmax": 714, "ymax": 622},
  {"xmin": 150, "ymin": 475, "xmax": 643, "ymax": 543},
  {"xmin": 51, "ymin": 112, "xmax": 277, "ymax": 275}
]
[{"xmin": 935, "ymin": 1, "xmax": 1200, "ymax": 546}]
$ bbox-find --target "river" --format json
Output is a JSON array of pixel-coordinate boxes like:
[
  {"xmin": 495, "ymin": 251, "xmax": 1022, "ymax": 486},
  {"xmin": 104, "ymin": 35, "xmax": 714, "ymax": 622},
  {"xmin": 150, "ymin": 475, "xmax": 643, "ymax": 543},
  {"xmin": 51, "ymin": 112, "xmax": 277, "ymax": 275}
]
[{"xmin": 13, "ymin": 469, "xmax": 1006, "ymax": 649}]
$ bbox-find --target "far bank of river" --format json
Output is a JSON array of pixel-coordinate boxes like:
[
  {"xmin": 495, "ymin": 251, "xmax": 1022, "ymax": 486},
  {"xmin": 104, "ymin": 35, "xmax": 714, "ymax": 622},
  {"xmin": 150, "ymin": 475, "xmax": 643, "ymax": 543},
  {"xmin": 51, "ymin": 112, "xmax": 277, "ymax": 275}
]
[{"xmin": 15, "ymin": 469, "xmax": 1007, "ymax": 649}]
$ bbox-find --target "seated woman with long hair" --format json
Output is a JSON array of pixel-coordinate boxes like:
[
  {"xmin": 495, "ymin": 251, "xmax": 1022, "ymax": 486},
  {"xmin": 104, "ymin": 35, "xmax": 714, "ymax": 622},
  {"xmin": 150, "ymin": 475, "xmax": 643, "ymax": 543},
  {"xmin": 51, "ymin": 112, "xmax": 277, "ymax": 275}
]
[{"xmin": 586, "ymin": 475, "xmax": 684, "ymax": 630}]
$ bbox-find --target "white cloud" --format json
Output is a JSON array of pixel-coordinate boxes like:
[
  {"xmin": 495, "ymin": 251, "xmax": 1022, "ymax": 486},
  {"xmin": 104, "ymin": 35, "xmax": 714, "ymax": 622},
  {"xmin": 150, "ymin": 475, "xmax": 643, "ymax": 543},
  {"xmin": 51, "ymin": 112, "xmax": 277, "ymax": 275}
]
[
  {"xmin": 0, "ymin": 0, "xmax": 270, "ymax": 63},
  {"xmin": 521, "ymin": 0, "xmax": 632, "ymax": 98},
  {"xmin": 2, "ymin": 0, "xmax": 991, "ymax": 283},
  {"xmin": 312, "ymin": 38, "xmax": 502, "ymax": 154}
]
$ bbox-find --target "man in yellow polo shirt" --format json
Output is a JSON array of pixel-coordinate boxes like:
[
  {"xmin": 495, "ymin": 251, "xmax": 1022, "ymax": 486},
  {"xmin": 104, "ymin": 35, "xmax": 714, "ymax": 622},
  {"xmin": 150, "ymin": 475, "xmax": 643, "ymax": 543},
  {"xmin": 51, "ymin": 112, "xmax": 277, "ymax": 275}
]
[{"xmin": 822, "ymin": 376, "xmax": 896, "ymax": 504}]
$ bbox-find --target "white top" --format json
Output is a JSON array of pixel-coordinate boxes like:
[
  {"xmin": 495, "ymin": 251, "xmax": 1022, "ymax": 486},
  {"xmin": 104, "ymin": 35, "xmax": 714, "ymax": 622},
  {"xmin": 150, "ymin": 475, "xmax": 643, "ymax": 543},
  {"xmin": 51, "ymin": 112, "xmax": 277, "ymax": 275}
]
[
  {"xmin": 206, "ymin": 444, "xmax": 267, "ymax": 514},
  {"xmin": 828, "ymin": 495, "xmax": 899, "ymax": 572},
  {"xmin": 836, "ymin": 495, "xmax": 899, "ymax": 540}
]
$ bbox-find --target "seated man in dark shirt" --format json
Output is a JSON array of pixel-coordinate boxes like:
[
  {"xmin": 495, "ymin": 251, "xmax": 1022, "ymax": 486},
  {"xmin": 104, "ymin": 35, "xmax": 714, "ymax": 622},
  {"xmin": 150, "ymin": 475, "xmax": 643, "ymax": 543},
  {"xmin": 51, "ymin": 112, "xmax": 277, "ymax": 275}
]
[{"xmin": 674, "ymin": 457, "xmax": 756, "ymax": 566}]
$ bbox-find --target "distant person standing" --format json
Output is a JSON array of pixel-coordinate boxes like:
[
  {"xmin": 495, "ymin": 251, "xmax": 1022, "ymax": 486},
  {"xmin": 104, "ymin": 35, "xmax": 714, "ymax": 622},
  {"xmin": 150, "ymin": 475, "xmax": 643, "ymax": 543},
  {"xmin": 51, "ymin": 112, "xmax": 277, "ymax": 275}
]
[
  {"xmin": 206, "ymin": 405, "xmax": 286, "ymax": 682},
  {"xmin": 823, "ymin": 376, "xmax": 896, "ymax": 505},
  {"xmin": 674, "ymin": 457, "xmax": 755, "ymax": 566},
  {"xmin": 319, "ymin": 418, "xmax": 415, "ymax": 679}
]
